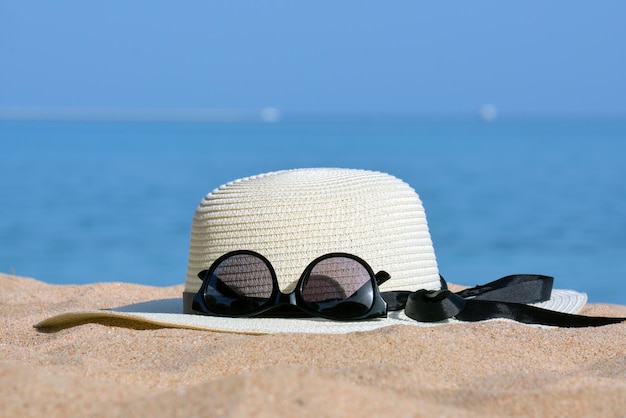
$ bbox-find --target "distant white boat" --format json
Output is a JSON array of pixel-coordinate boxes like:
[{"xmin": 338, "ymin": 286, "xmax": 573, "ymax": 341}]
[
  {"xmin": 260, "ymin": 107, "xmax": 281, "ymax": 123},
  {"xmin": 478, "ymin": 104, "xmax": 498, "ymax": 122}
]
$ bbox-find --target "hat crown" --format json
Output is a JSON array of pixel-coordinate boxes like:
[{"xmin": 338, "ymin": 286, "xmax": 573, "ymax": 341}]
[{"xmin": 185, "ymin": 168, "xmax": 440, "ymax": 299}]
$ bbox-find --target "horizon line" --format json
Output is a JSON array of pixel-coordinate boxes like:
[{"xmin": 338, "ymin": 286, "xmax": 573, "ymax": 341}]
[{"xmin": 0, "ymin": 106, "xmax": 624, "ymax": 122}]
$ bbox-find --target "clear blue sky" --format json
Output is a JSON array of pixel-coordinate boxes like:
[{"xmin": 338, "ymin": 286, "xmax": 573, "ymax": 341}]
[{"xmin": 1, "ymin": 1, "xmax": 625, "ymax": 115}]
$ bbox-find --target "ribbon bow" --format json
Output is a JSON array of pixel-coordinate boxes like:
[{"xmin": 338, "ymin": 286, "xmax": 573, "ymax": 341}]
[{"xmin": 383, "ymin": 275, "xmax": 626, "ymax": 328}]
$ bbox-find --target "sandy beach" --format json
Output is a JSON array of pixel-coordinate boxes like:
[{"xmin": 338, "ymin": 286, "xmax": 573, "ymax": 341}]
[{"xmin": 2, "ymin": 272, "xmax": 625, "ymax": 417}]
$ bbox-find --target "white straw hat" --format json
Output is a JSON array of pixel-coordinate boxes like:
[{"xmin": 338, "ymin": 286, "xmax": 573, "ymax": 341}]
[
  {"xmin": 183, "ymin": 167, "xmax": 441, "ymax": 312},
  {"xmin": 35, "ymin": 168, "xmax": 588, "ymax": 334}
]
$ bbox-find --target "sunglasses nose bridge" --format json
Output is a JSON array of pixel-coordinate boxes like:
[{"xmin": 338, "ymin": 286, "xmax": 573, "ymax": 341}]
[{"xmin": 273, "ymin": 290, "xmax": 298, "ymax": 307}]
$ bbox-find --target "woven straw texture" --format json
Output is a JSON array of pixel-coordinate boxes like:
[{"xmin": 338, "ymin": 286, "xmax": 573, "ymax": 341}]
[{"xmin": 185, "ymin": 168, "xmax": 441, "ymax": 295}]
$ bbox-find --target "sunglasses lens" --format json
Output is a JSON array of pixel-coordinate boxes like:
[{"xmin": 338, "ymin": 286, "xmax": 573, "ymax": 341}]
[
  {"xmin": 203, "ymin": 254, "xmax": 274, "ymax": 315},
  {"xmin": 301, "ymin": 256, "xmax": 374, "ymax": 318}
]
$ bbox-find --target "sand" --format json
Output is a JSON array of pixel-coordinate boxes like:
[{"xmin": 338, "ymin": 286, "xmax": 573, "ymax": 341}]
[{"xmin": 1, "ymin": 272, "xmax": 625, "ymax": 417}]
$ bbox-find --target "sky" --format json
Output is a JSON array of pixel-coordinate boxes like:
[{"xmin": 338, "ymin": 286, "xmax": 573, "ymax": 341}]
[{"xmin": 1, "ymin": 1, "xmax": 625, "ymax": 115}]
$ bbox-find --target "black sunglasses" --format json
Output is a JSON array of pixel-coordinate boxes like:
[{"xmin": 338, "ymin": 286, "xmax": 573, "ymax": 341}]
[{"xmin": 192, "ymin": 250, "xmax": 390, "ymax": 320}]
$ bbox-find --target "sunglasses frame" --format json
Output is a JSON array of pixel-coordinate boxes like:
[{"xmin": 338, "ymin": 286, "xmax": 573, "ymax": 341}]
[{"xmin": 192, "ymin": 250, "xmax": 389, "ymax": 320}]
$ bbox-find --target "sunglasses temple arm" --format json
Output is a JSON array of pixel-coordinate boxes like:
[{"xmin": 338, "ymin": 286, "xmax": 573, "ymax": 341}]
[
  {"xmin": 344, "ymin": 271, "xmax": 389, "ymax": 299},
  {"xmin": 197, "ymin": 270, "xmax": 243, "ymax": 299},
  {"xmin": 375, "ymin": 271, "xmax": 391, "ymax": 286}
]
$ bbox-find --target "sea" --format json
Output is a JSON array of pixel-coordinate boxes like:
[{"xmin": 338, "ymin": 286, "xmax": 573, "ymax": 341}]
[{"xmin": 1, "ymin": 113, "xmax": 625, "ymax": 305}]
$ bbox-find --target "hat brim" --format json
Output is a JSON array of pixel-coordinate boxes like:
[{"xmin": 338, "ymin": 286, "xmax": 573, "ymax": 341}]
[{"xmin": 34, "ymin": 289, "xmax": 587, "ymax": 334}]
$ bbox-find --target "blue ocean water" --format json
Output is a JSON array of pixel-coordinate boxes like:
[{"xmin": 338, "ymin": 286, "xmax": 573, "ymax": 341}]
[{"xmin": 1, "ymin": 114, "xmax": 625, "ymax": 304}]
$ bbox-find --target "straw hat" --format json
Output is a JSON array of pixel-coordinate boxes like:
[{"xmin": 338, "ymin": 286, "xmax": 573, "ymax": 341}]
[
  {"xmin": 35, "ymin": 168, "xmax": 587, "ymax": 334},
  {"xmin": 183, "ymin": 167, "xmax": 441, "ymax": 312}
]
